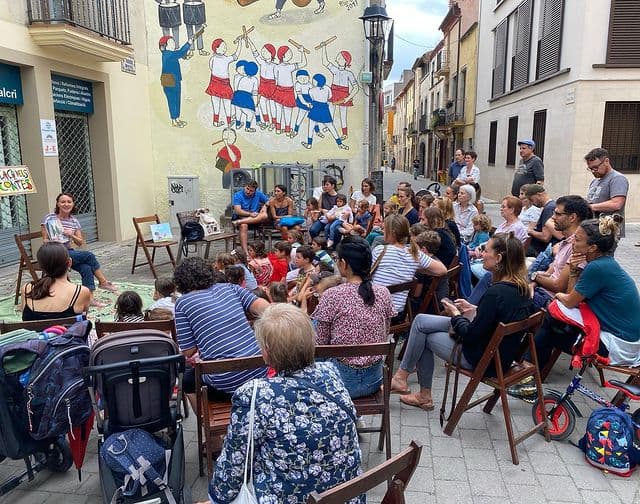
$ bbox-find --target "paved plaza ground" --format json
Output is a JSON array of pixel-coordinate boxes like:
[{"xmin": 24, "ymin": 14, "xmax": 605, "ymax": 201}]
[{"xmin": 1, "ymin": 174, "xmax": 639, "ymax": 503}]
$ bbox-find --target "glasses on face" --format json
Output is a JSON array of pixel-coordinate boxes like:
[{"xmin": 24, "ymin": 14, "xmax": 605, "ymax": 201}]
[
  {"xmin": 553, "ymin": 210, "xmax": 568, "ymax": 217},
  {"xmin": 586, "ymin": 159, "xmax": 606, "ymax": 171}
]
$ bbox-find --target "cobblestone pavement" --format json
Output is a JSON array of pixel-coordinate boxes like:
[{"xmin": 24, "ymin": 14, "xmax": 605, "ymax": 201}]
[{"xmin": 1, "ymin": 186, "xmax": 639, "ymax": 503}]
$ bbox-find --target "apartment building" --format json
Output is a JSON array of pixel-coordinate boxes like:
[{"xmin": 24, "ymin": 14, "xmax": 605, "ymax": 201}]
[{"xmin": 475, "ymin": 0, "xmax": 640, "ymax": 218}]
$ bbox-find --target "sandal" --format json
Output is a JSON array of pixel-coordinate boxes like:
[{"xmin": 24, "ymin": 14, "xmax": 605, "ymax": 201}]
[
  {"xmin": 390, "ymin": 377, "xmax": 411, "ymax": 395},
  {"xmin": 98, "ymin": 281, "xmax": 119, "ymax": 293},
  {"xmin": 400, "ymin": 393, "xmax": 434, "ymax": 411}
]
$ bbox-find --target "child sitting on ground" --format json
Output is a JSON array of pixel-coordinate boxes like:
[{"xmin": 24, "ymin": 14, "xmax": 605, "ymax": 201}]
[
  {"xmin": 148, "ymin": 277, "xmax": 176, "ymax": 314},
  {"xmin": 285, "ymin": 245, "xmax": 317, "ymax": 292},
  {"xmin": 311, "ymin": 236, "xmax": 335, "ymax": 270},
  {"xmin": 287, "ymin": 230, "xmax": 305, "ymax": 269},
  {"xmin": 225, "ymin": 264, "xmax": 246, "ymax": 286},
  {"xmin": 367, "ymin": 201, "xmax": 399, "ymax": 245},
  {"xmin": 248, "ymin": 241, "xmax": 273, "ymax": 287},
  {"xmin": 268, "ymin": 282, "xmax": 288, "ymax": 303},
  {"xmin": 115, "ymin": 291, "xmax": 144, "ymax": 322},
  {"xmin": 324, "ymin": 193, "xmax": 353, "ymax": 248},
  {"xmin": 226, "ymin": 248, "xmax": 257, "ymax": 290},
  {"xmin": 268, "ymin": 241, "xmax": 291, "ymax": 283}
]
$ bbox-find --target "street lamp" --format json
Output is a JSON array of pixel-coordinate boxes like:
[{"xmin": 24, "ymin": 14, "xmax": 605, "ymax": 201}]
[{"xmin": 360, "ymin": 4, "xmax": 392, "ymax": 175}]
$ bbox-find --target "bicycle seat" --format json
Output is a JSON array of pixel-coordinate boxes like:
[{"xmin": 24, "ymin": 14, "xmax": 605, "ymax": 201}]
[{"xmin": 606, "ymin": 379, "xmax": 640, "ymax": 400}]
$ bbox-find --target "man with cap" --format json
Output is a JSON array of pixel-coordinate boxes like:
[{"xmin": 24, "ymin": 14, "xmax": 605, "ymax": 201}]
[
  {"xmin": 523, "ymin": 184, "xmax": 562, "ymax": 256},
  {"xmin": 159, "ymin": 35, "xmax": 193, "ymax": 128},
  {"xmin": 511, "ymin": 139, "xmax": 544, "ymax": 196},
  {"xmin": 584, "ymin": 147, "xmax": 628, "ymax": 238}
]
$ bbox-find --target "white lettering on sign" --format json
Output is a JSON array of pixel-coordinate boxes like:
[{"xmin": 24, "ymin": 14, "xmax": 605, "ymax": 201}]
[{"xmin": 0, "ymin": 87, "xmax": 17, "ymax": 99}]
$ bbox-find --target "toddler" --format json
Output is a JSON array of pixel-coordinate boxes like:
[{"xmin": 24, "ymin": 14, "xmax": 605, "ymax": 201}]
[
  {"xmin": 311, "ymin": 236, "xmax": 335, "ymax": 269},
  {"xmin": 468, "ymin": 214, "xmax": 492, "ymax": 259},
  {"xmin": 225, "ymin": 264, "xmax": 246, "ymax": 286},
  {"xmin": 248, "ymin": 241, "xmax": 273, "ymax": 286},
  {"xmin": 324, "ymin": 193, "xmax": 353, "ymax": 248},
  {"xmin": 268, "ymin": 241, "xmax": 291, "ymax": 282},
  {"xmin": 287, "ymin": 230, "xmax": 305, "ymax": 269},
  {"xmin": 115, "ymin": 291, "xmax": 144, "ymax": 322},
  {"xmin": 304, "ymin": 197, "xmax": 321, "ymax": 229},
  {"xmin": 148, "ymin": 277, "xmax": 176, "ymax": 314},
  {"xmin": 227, "ymin": 248, "xmax": 258, "ymax": 289},
  {"xmin": 341, "ymin": 200, "xmax": 372, "ymax": 236}
]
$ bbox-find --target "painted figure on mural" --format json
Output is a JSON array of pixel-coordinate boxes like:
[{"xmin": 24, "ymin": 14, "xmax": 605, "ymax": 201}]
[
  {"xmin": 205, "ymin": 37, "xmax": 242, "ymax": 127},
  {"xmin": 247, "ymin": 37, "xmax": 278, "ymax": 131},
  {"xmin": 232, "ymin": 60, "xmax": 259, "ymax": 132},
  {"xmin": 214, "ymin": 128, "xmax": 242, "ymax": 188},
  {"xmin": 272, "ymin": 44, "xmax": 307, "ymax": 135},
  {"xmin": 159, "ymin": 35, "xmax": 193, "ymax": 128},
  {"xmin": 321, "ymin": 44, "xmax": 359, "ymax": 139},
  {"xmin": 182, "ymin": 0, "xmax": 208, "ymax": 58},
  {"xmin": 302, "ymin": 73, "xmax": 348, "ymax": 150},
  {"xmin": 292, "ymin": 69, "xmax": 321, "ymax": 139},
  {"xmin": 262, "ymin": 0, "xmax": 326, "ymax": 20},
  {"xmin": 156, "ymin": 0, "xmax": 182, "ymax": 46}
]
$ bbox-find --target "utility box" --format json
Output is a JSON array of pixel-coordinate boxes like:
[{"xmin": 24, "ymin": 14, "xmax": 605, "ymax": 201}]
[{"xmin": 168, "ymin": 176, "xmax": 199, "ymax": 229}]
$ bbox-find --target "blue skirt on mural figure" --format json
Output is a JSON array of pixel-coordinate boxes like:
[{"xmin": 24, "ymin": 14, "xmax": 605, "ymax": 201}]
[
  {"xmin": 231, "ymin": 90, "xmax": 255, "ymax": 111},
  {"xmin": 309, "ymin": 101, "xmax": 332, "ymax": 123},
  {"xmin": 296, "ymin": 94, "xmax": 312, "ymax": 112}
]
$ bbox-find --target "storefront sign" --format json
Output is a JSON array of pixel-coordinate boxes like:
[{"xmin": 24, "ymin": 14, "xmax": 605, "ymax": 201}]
[
  {"xmin": 40, "ymin": 119, "xmax": 59, "ymax": 157},
  {"xmin": 51, "ymin": 74, "xmax": 94, "ymax": 114},
  {"xmin": 121, "ymin": 56, "xmax": 136, "ymax": 75},
  {"xmin": 0, "ymin": 166, "xmax": 37, "ymax": 196},
  {"xmin": 0, "ymin": 63, "xmax": 23, "ymax": 106}
]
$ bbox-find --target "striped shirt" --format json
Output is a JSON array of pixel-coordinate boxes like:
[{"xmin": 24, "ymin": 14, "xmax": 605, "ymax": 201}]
[
  {"xmin": 175, "ymin": 283, "xmax": 266, "ymax": 392},
  {"xmin": 371, "ymin": 245, "xmax": 432, "ymax": 312},
  {"xmin": 41, "ymin": 213, "xmax": 81, "ymax": 246}
]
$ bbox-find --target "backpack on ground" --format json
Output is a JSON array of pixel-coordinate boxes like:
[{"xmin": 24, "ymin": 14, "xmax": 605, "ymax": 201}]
[
  {"xmin": 101, "ymin": 428, "xmax": 176, "ymax": 504},
  {"xmin": 578, "ymin": 407, "xmax": 640, "ymax": 476},
  {"xmin": 24, "ymin": 321, "xmax": 93, "ymax": 440}
]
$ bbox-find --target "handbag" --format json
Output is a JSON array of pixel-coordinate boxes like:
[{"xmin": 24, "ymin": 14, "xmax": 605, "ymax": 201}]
[
  {"xmin": 231, "ymin": 381, "xmax": 259, "ymax": 504},
  {"xmin": 370, "ymin": 245, "xmax": 388, "ymax": 275},
  {"xmin": 160, "ymin": 73, "xmax": 176, "ymax": 88},
  {"xmin": 196, "ymin": 208, "xmax": 220, "ymax": 237}
]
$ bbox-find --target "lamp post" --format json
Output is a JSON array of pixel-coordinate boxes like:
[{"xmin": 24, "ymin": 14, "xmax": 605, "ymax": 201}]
[{"xmin": 360, "ymin": 4, "xmax": 392, "ymax": 175}]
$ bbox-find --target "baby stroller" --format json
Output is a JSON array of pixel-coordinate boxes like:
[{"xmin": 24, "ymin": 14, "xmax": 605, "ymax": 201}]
[{"xmin": 84, "ymin": 329, "xmax": 187, "ymax": 503}]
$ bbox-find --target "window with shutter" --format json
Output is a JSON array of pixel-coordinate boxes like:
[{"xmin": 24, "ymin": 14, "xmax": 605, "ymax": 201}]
[
  {"xmin": 506, "ymin": 116, "xmax": 518, "ymax": 166},
  {"xmin": 602, "ymin": 102, "xmax": 640, "ymax": 173},
  {"xmin": 511, "ymin": 0, "xmax": 533, "ymax": 90},
  {"xmin": 536, "ymin": 0, "xmax": 564, "ymax": 79},
  {"xmin": 532, "ymin": 110, "xmax": 547, "ymax": 161},
  {"xmin": 492, "ymin": 19, "xmax": 509, "ymax": 98},
  {"xmin": 606, "ymin": 0, "xmax": 640, "ymax": 66},
  {"xmin": 488, "ymin": 121, "xmax": 498, "ymax": 165}
]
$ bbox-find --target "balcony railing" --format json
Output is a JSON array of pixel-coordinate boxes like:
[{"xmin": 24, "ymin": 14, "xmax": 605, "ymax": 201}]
[
  {"xmin": 445, "ymin": 99, "xmax": 465, "ymax": 125},
  {"xmin": 27, "ymin": 0, "xmax": 131, "ymax": 45}
]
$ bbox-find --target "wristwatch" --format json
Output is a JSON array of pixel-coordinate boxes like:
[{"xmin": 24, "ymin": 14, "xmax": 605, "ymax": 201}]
[{"xmin": 530, "ymin": 271, "xmax": 538, "ymax": 282}]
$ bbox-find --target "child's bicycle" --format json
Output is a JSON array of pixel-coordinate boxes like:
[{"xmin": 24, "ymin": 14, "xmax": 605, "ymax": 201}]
[{"xmin": 531, "ymin": 355, "xmax": 640, "ymax": 441}]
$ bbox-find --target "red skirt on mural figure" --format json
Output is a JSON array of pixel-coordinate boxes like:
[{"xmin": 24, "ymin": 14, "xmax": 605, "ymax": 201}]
[
  {"xmin": 258, "ymin": 77, "xmax": 277, "ymax": 99},
  {"xmin": 329, "ymin": 84, "xmax": 353, "ymax": 106},
  {"xmin": 205, "ymin": 76, "xmax": 233, "ymax": 100},
  {"xmin": 216, "ymin": 145, "xmax": 242, "ymax": 172},
  {"xmin": 272, "ymin": 85, "xmax": 296, "ymax": 107}
]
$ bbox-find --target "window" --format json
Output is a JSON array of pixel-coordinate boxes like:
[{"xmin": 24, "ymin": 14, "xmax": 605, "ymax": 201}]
[
  {"xmin": 506, "ymin": 116, "xmax": 518, "ymax": 165},
  {"xmin": 511, "ymin": 0, "xmax": 533, "ymax": 90},
  {"xmin": 602, "ymin": 102, "xmax": 640, "ymax": 173},
  {"xmin": 532, "ymin": 110, "xmax": 547, "ymax": 161},
  {"xmin": 488, "ymin": 121, "xmax": 498, "ymax": 165},
  {"xmin": 459, "ymin": 68, "xmax": 466, "ymax": 117},
  {"xmin": 606, "ymin": 0, "xmax": 640, "ymax": 66},
  {"xmin": 537, "ymin": 0, "xmax": 564, "ymax": 79},
  {"xmin": 492, "ymin": 19, "xmax": 509, "ymax": 97}
]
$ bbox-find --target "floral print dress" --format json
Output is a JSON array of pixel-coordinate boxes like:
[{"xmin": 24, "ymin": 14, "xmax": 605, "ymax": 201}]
[{"xmin": 209, "ymin": 362, "xmax": 364, "ymax": 503}]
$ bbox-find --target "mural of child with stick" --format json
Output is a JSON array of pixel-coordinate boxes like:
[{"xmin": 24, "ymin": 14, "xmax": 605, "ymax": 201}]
[
  {"xmin": 272, "ymin": 42, "xmax": 307, "ymax": 135},
  {"xmin": 302, "ymin": 73, "xmax": 348, "ymax": 151},
  {"xmin": 205, "ymin": 37, "xmax": 242, "ymax": 127},
  {"xmin": 159, "ymin": 35, "xmax": 194, "ymax": 128},
  {"xmin": 292, "ymin": 69, "xmax": 321, "ymax": 139},
  {"xmin": 231, "ymin": 60, "xmax": 259, "ymax": 132},
  {"xmin": 321, "ymin": 42, "xmax": 359, "ymax": 139},
  {"xmin": 247, "ymin": 37, "xmax": 278, "ymax": 131},
  {"xmin": 214, "ymin": 128, "xmax": 242, "ymax": 188}
]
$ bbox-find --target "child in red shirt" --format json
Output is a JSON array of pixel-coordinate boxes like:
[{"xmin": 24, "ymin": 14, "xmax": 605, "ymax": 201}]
[{"xmin": 267, "ymin": 241, "xmax": 291, "ymax": 283}]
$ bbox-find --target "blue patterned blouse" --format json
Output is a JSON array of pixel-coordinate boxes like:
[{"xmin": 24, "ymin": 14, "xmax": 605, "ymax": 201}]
[{"xmin": 209, "ymin": 362, "xmax": 364, "ymax": 503}]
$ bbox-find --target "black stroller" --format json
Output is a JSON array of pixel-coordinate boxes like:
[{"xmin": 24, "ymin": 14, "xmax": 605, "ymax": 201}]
[{"xmin": 84, "ymin": 329, "xmax": 187, "ymax": 504}]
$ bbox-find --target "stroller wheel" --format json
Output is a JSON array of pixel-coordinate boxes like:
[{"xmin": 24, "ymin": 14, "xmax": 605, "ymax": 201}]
[
  {"xmin": 532, "ymin": 392, "xmax": 576, "ymax": 440},
  {"xmin": 46, "ymin": 438, "xmax": 73, "ymax": 473}
]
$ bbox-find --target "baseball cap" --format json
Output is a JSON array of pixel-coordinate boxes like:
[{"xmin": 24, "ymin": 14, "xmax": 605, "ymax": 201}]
[
  {"xmin": 518, "ymin": 139, "xmax": 536, "ymax": 149},
  {"xmin": 523, "ymin": 184, "xmax": 545, "ymax": 197}
]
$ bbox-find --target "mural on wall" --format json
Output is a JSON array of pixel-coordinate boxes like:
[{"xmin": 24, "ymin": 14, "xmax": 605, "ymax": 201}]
[{"xmin": 147, "ymin": 0, "xmax": 366, "ymax": 213}]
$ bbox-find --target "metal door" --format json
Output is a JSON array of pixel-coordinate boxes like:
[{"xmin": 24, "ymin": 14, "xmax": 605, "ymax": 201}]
[
  {"xmin": 0, "ymin": 104, "xmax": 29, "ymax": 266},
  {"xmin": 55, "ymin": 111, "xmax": 98, "ymax": 242}
]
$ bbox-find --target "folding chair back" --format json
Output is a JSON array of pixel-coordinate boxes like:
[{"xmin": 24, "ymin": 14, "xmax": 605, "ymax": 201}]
[
  {"xmin": 0, "ymin": 316, "xmax": 80, "ymax": 334},
  {"xmin": 95, "ymin": 319, "xmax": 177, "ymax": 341},
  {"xmin": 307, "ymin": 440, "xmax": 423, "ymax": 504},
  {"xmin": 386, "ymin": 280, "xmax": 417, "ymax": 337},
  {"xmin": 13, "ymin": 231, "xmax": 43, "ymax": 304},
  {"xmin": 131, "ymin": 215, "xmax": 177, "ymax": 279}
]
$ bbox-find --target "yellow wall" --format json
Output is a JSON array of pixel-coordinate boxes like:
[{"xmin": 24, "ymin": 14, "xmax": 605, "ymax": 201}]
[{"xmin": 459, "ymin": 23, "xmax": 477, "ymax": 145}]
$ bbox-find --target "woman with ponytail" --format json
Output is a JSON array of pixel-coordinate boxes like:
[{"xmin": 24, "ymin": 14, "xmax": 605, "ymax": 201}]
[
  {"xmin": 312, "ymin": 236, "xmax": 395, "ymax": 398},
  {"xmin": 391, "ymin": 232, "xmax": 535, "ymax": 410},
  {"xmin": 21, "ymin": 242, "xmax": 91, "ymax": 321}
]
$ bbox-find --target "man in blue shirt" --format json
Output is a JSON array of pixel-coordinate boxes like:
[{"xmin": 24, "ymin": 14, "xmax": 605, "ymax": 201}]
[
  {"xmin": 232, "ymin": 179, "xmax": 270, "ymax": 252},
  {"xmin": 448, "ymin": 149, "xmax": 465, "ymax": 184}
]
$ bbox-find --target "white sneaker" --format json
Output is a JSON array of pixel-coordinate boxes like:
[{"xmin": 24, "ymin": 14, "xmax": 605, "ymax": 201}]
[{"xmin": 327, "ymin": 239, "xmax": 334, "ymax": 248}]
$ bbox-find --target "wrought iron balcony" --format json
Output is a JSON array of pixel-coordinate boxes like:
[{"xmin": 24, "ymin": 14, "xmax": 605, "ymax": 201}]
[
  {"xmin": 27, "ymin": 0, "xmax": 132, "ymax": 61},
  {"xmin": 445, "ymin": 99, "xmax": 466, "ymax": 126}
]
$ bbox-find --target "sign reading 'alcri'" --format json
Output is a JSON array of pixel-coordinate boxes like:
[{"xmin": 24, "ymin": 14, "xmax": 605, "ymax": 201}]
[{"xmin": 0, "ymin": 166, "xmax": 37, "ymax": 196}]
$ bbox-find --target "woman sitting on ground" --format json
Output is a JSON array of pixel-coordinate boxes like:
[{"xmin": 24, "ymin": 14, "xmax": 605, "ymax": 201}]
[
  {"xmin": 391, "ymin": 232, "xmax": 535, "ymax": 409},
  {"xmin": 313, "ymin": 236, "xmax": 395, "ymax": 398},
  {"xmin": 207, "ymin": 303, "xmax": 363, "ymax": 504},
  {"xmin": 41, "ymin": 192, "xmax": 117, "ymax": 307},
  {"xmin": 21, "ymin": 242, "xmax": 91, "ymax": 321}
]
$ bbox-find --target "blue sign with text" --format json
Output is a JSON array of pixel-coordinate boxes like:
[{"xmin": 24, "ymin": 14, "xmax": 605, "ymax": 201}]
[
  {"xmin": 0, "ymin": 63, "xmax": 24, "ymax": 105},
  {"xmin": 51, "ymin": 74, "xmax": 94, "ymax": 114}
]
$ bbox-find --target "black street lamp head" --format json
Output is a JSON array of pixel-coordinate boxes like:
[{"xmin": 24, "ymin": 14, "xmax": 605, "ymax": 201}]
[{"xmin": 360, "ymin": 5, "xmax": 392, "ymax": 43}]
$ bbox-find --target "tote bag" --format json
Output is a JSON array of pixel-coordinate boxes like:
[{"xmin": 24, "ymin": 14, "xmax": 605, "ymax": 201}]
[{"xmin": 231, "ymin": 381, "xmax": 259, "ymax": 504}]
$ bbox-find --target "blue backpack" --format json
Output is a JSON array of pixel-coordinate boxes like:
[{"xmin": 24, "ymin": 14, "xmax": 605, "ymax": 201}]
[
  {"xmin": 578, "ymin": 407, "xmax": 639, "ymax": 476},
  {"xmin": 101, "ymin": 428, "xmax": 176, "ymax": 504}
]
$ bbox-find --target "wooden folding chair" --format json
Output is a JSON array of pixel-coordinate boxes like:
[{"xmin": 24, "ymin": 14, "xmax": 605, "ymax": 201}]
[
  {"xmin": 95, "ymin": 319, "xmax": 177, "ymax": 341},
  {"xmin": 194, "ymin": 355, "xmax": 267, "ymax": 478},
  {"xmin": 307, "ymin": 440, "xmax": 423, "ymax": 504},
  {"xmin": 385, "ymin": 280, "xmax": 417, "ymax": 362},
  {"xmin": 131, "ymin": 215, "xmax": 177, "ymax": 279},
  {"xmin": 13, "ymin": 232, "xmax": 43, "ymax": 305},
  {"xmin": 446, "ymin": 264, "xmax": 462, "ymax": 300},
  {"xmin": 441, "ymin": 311, "xmax": 549, "ymax": 465},
  {"xmin": 316, "ymin": 342, "xmax": 395, "ymax": 460},
  {"xmin": 0, "ymin": 316, "xmax": 80, "ymax": 334}
]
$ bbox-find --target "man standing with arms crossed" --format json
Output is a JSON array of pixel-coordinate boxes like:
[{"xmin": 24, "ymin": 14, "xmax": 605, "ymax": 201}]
[
  {"xmin": 448, "ymin": 149, "xmax": 465, "ymax": 185},
  {"xmin": 511, "ymin": 139, "xmax": 544, "ymax": 196}
]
